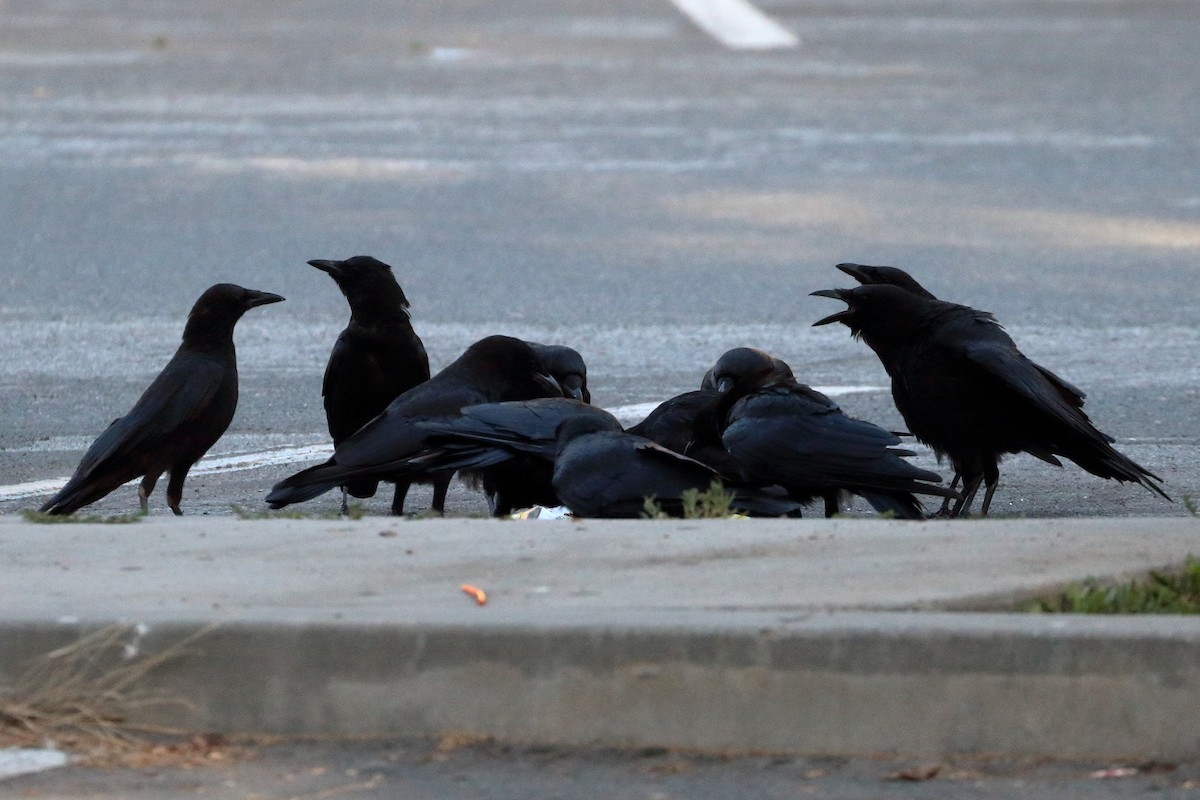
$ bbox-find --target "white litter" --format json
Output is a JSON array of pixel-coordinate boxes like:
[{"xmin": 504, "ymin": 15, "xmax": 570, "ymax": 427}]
[
  {"xmin": 0, "ymin": 747, "xmax": 69, "ymax": 781},
  {"xmin": 510, "ymin": 505, "xmax": 573, "ymax": 520}
]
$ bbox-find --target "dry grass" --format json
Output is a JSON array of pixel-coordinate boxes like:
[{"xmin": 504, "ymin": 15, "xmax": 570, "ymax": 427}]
[{"xmin": 0, "ymin": 623, "xmax": 228, "ymax": 764}]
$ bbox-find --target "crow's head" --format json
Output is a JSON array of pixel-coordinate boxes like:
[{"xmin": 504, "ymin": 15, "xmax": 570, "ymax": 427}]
[
  {"xmin": 705, "ymin": 347, "xmax": 794, "ymax": 397},
  {"xmin": 309, "ymin": 255, "xmax": 411, "ymax": 318}
]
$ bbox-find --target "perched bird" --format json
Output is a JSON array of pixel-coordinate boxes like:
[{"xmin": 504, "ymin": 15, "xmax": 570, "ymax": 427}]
[
  {"xmin": 415, "ymin": 398, "xmax": 623, "ymax": 515},
  {"xmin": 310, "ymin": 255, "xmax": 430, "ymax": 513},
  {"xmin": 701, "ymin": 347, "xmax": 958, "ymax": 519},
  {"xmin": 529, "ymin": 342, "xmax": 590, "ymax": 403},
  {"xmin": 39, "ymin": 284, "xmax": 284, "ymax": 515},
  {"xmin": 812, "ymin": 282, "xmax": 1170, "ymax": 515},
  {"xmin": 265, "ymin": 335, "xmax": 561, "ymax": 514},
  {"xmin": 551, "ymin": 415, "xmax": 800, "ymax": 519}
]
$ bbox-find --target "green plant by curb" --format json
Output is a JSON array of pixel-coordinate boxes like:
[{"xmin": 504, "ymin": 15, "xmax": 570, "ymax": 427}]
[
  {"xmin": 231, "ymin": 503, "xmax": 366, "ymax": 520},
  {"xmin": 642, "ymin": 481, "xmax": 737, "ymax": 520},
  {"xmin": 1027, "ymin": 556, "xmax": 1200, "ymax": 614},
  {"xmin": 20, "ymin": 509, "xmax": 145, "ymax": 524}
]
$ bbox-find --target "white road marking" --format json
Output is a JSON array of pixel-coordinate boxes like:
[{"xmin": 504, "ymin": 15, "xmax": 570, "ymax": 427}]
[
  {"xmin": 669, "ymin": 0, "xmax": 799, "ymax": 49},
  {"xmin": 0, "ymin": 444, "xmax": 333, "ymax": 502},
  {"xmin": 0, "ymin": 390, "xmax": 887, "ymax": 502},
  {"xmin": 0, "ymin": 748, "xmax": 68, "ymax": 780}
]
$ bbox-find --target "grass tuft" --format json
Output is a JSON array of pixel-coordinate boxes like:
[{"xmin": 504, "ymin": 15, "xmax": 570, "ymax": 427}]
[
  {"xmin": 642, "ymin": 481, "xmax": 738, "ymax": 520},
  {"xmin": 230, "ymin": 503, "xmax": 365, "ymax": 520},
  {"xmin": 0, "ymin": 624, "xmax": 209, "ymax": 758},
  {"xmin": 1027, "ymin": 556, "xmax": 1200, "ymax": 614},
  {"xmin": 21, "ymin": 509, "xmax": 145, "ymax": 524}
]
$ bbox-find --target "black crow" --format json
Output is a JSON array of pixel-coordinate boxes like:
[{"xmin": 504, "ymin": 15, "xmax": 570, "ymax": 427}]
[
  {"xmin": 310, "ymin": 255, "xmax": 430, "ymax": 513},
  {"xmin": 39, "ymin": 284, "xmax": 284, "ymax": 516},
  {"xmin": 623, "ymin": 389, "xmax": 751, "ymax": 486},
  {"xmin": 626, "ymin": 390, "xmax": 722, "ymax": 457},
  {"xmin": 703, "ymin": 347, "xmax": 958, "ymax": 519},
  {"xmin": 551, "ymin": 415, "xmax": 800, "ymax": 519},
  {"xmin": 529, "ymin": 342, "xmax": 590, "ymax": 403},
  {"xmin": 812, "ymin": 283, "xmax": 1170, "ymax": 515},
  {"xmin": 413, "ymin": 398, "xmax": 623, "ymax": 515},
  {"xmin": 829, "ymin": 262, "xmax": 1089, "ymax": 509},
  {"xmin": 265, "ymin": 335, "xmax": 561, "ymax": 514}
]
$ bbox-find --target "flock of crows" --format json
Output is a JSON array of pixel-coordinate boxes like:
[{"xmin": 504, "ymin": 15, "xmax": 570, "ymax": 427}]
[{"xmin": 38, "ymin": 258, "xmax": 1170, "ymax": 520}]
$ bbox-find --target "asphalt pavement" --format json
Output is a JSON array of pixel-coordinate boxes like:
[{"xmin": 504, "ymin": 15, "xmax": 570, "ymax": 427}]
[
  {"xmin": 1, "ymin": 1, "xmax": 1199, "ymax": 794},
  {"xmin": 1, "ymin": 0, "xmax": 1198, "ymax": 516}
]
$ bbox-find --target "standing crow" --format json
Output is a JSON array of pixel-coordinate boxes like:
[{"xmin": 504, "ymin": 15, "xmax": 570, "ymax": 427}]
[
  {"xmin": 703, "ymin": 347, "xmax": 958, "ymax": 519},
  {"xmin": 551, "ymin": 415, "xmax": 800, "ymax": 519},
  {"xmin": 265, "ymin": 335, "xmax": 562, "ymax": 514},
  {"xmin": 39, "ymin": 284, "xmax": 284, "ymax": 516},
  {"xmin": 310, "ymin": 255, "xmax": 430, "ymax": 513},
  {"xmin": 812, "ymin": 283, "xmax": 1170, "ymax": 515}
]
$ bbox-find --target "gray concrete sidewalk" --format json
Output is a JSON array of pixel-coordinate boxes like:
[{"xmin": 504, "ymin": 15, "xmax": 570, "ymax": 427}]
[{"xmin": 1, "ymin": 515, "xmax": 1198, "ymax": 760}]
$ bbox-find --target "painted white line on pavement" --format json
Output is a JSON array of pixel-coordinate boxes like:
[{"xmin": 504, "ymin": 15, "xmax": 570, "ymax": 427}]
[
  {"xmin": 0, "ymin": 444, "xmax": 334, "ymax": 502},
  {"xmin": 1, "ymin": 390, "xmax": 887, "ymax": 502},
  {"xmin": 669, "ymin": 0, "xmax": 799, "ymax": 49}
]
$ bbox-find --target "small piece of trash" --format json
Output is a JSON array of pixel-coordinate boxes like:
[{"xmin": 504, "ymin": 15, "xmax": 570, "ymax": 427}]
[
  {"xmin": 0, "ymin": 748, "xmax": 68, "ymax": 780},
  {"xmin": 460, "ymin": 584, "xmax": 487, "ymax": 606},
  {"xmin": 509, "ymin": 505, "xmax": 572, "ymax": 520},
  {"xmin": 1090, "ymin": 767, "xmax": 1139, "ymax": 779},
  {"xmin": 887, "ymin": 764, "xmax": 941, "ymax": 782}
]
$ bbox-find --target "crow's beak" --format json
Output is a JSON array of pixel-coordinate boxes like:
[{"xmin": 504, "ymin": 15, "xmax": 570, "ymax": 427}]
[
  {"xmin": 810, "ymin": 289, "xmax": 851, "ymax": 326},
  {"xmin": 715, "ymin": 376, "xmax": 735, "ymax": 394},
  {"xmin": 558, "ymin": 376, "xmax": 587, "ymax": 402},
  {"xmin": 246, "ymin": 290, "xmax": 285, "ymax": 308},
  {"xmin": 535, "ymin": 371, "xmax": 563, "ymax": 397},
  {"xmin": 308, "ymin": 259, "xmax": 344, "ymax": 277},
  {"xmin": 835, "ymin": 263, "xmax": 869, "ymax": 282}
]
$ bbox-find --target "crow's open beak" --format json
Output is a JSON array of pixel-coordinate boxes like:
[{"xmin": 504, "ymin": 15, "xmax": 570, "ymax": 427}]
[{"xmin": 810, "ymin": 289, "xmax": 852, "ymax": 326}]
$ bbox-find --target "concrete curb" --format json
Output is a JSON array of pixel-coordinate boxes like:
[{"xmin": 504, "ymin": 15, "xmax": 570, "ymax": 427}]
[{"xmin": 1, "ymin": 515, "xmax": 1197, "ymax": 758}]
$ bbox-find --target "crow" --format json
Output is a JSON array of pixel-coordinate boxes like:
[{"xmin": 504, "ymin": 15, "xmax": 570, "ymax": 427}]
[
  {"xmin": 622, "ymin": 389, "xmax": 752, "ymax": 485},
  {"xmin": 626, "ymin": 390, "xmax": 722, "ymax": 457},
  {"xmin": 812, "ymin": 283, "xmax": 1170, "ymax": 515},
  {"xmin": 413, "ymin": 398, "xmax": 623, "ymax": 515},
  {"xmin": 432, "ymin": 342, "xmax": 590, "ymax": 515},
  {"xmin": 551, "ymin": 415, "xmax": 800, "ymax": 519},
  {"xmin": 529, "ymin": 342, "xmax": 590, "ymax": 403},
  {"xmin": 702, "ymin": 347, "xmax": 958, "ymax": 519},
  {"xmin": 265, "ymin": 335, "xmax": 562, "ymax": 514},
  {"xmin": 829, "ymin": 263, "xmax": 1091, "ymax": 509},
  {"xmin": 310, "ymin": 255, "xmax": 430, "ymax": 513},
  {"xmin": 39, "ymin": 284, "xmax": 284, "ymax": 516}
]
